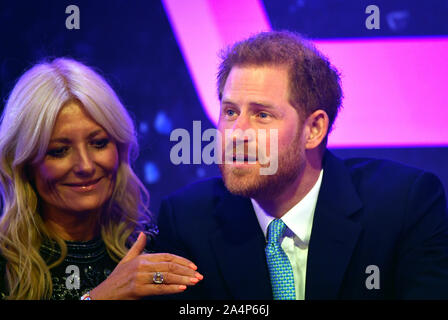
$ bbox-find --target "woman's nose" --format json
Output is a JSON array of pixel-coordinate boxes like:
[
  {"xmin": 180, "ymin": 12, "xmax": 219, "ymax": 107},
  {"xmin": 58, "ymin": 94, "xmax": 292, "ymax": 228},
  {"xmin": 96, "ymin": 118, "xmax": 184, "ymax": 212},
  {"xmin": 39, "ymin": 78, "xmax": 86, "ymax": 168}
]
[{"xmin": 73, "ymin": 148, "xmax": 95, "ymax": 177}]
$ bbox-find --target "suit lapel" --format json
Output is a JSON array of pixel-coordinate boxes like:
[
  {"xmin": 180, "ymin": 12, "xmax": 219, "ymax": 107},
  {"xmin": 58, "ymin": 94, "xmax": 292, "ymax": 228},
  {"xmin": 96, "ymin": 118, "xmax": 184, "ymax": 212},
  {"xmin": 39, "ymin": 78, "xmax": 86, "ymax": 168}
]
[
  {"xmin": 305, "ymin": 151, "xmax": 363, "ymax": 299},
  {"xmin": 210, "ymin": 189, "xmax": 272, "ymax": 299}
]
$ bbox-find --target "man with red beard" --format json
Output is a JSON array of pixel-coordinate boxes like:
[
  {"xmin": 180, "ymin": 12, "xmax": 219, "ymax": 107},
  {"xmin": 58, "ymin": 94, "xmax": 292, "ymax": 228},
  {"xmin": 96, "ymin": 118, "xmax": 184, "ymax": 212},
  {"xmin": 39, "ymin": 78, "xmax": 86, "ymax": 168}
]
[{"xmin": 154, "ymin": 31, "xmax": 448, "ymax": 299}]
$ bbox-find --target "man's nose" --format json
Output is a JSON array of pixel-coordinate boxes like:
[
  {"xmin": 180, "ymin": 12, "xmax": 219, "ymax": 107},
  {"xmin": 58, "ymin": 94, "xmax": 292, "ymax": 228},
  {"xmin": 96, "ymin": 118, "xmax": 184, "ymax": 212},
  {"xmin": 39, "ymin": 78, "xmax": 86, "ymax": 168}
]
[{"xmin": 231, "ymin": 115, "xmax": 255, "ymax": 143}]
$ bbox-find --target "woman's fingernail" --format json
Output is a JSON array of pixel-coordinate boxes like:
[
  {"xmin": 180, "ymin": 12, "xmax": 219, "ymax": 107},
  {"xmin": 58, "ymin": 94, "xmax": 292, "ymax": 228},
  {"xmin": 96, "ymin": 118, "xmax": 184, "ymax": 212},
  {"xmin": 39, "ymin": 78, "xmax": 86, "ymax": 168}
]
[
  {"xmin": 195, "ymin": 273, "xmax": 203, "ymax": 280},
  {"xmin": 189, "ymin": 263, "xmax": 198, "ymax": 270},
  {"xmin": 190, "ymin": 278, "xmax": 199, "ymax": 284},
  {"xmin": 179, "ymin": 285, "xmax": 187, "ymax": 290}
]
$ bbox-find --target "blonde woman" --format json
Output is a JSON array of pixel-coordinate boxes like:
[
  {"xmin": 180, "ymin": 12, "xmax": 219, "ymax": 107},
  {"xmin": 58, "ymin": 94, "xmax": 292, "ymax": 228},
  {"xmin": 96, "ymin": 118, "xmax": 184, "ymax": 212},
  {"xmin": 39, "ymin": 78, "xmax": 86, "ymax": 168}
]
[{"xmin": 0, "ymin": 58, "xmax": 203, "ymax": 300}]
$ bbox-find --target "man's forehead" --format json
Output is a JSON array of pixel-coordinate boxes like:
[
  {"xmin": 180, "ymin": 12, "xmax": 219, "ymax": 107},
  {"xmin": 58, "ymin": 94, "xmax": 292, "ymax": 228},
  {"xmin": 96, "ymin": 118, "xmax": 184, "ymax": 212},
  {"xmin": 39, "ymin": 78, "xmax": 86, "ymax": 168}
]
[{"xmin": 222, "ymin": 65, "xmax": 290, "ymax": 102}]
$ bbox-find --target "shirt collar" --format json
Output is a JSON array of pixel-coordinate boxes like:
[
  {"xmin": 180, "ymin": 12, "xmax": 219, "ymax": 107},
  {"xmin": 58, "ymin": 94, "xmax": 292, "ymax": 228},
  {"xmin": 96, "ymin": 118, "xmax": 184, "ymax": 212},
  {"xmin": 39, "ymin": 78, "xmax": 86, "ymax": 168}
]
[{"xmin": 251, "ymin": 169, "xmax": 323, "ymax": 244}]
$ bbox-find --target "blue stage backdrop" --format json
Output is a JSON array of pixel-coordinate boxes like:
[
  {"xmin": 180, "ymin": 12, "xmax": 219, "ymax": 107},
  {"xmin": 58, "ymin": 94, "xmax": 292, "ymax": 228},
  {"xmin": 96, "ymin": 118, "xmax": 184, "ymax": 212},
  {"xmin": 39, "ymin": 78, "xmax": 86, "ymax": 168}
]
[{"xmin": 0, "ymin": 0, "xmax": 447, "ymax": 215}]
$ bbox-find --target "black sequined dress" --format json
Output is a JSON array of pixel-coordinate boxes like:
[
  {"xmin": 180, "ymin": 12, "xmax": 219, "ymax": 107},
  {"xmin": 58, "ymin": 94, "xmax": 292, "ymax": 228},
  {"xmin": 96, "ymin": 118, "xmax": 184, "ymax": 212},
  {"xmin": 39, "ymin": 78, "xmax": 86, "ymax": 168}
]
[{"xmin": 0, "ymin": 237, "xmax": 118, "ymax": 300}]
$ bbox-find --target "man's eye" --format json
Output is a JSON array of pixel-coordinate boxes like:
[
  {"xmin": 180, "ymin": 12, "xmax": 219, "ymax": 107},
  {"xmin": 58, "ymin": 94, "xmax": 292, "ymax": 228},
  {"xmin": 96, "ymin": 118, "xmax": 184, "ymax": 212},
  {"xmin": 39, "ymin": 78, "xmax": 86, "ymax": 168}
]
[
  {"xmin": 258, "ymin": 112, "xmax": 270, "ymax": 119},
  {"xmin": 92, "ymin": 138, "xmax": 109, "ymax": 149},
  {"xmin": 47, "ymin": 147, "xmax": 69, "ymax": 158},
  {"xmin": 224, "ymin": 109, "xmax": 236, "ymax": 118}
]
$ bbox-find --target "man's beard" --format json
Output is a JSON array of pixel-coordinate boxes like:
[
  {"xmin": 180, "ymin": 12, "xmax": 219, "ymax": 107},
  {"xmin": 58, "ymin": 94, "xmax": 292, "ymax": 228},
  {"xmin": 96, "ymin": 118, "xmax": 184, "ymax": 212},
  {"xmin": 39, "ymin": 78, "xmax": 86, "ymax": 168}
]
[{"xmin": 219, "ymin": 133, "xmax": 304, "ymax": 200}]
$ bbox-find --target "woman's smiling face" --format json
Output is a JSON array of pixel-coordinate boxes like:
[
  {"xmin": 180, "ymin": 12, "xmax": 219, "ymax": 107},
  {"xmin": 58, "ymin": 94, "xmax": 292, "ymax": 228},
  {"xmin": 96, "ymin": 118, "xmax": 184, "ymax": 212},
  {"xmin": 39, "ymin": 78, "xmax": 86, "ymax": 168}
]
[{"xmin": 33, "ymin": 101, "xmax": 119, "ymax": 217}]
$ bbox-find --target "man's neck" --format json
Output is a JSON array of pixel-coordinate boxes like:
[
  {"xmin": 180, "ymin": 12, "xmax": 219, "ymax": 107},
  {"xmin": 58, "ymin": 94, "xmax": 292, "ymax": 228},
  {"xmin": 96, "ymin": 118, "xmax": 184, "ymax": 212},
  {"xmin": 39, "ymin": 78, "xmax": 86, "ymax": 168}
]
[{"xmin": 254, "ymin": 157, "xmax": 322, "ymax": 219}]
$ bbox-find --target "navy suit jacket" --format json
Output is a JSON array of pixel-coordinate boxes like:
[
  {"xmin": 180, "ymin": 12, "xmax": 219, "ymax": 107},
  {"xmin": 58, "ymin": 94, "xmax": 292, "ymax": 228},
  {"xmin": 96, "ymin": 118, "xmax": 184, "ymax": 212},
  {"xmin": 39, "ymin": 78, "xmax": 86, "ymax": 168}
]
[{"xmin": 154, "ymin": 151, "xmax": 448, "ymax": 299}]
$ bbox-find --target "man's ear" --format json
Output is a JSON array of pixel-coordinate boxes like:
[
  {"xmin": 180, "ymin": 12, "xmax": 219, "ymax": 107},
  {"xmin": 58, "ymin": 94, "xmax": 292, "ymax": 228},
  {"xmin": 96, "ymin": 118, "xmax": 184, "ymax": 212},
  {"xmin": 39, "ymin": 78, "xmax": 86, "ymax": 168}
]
[{"xmin": 304, "ymin": 109, "xmax": 329, "ymax": 150}]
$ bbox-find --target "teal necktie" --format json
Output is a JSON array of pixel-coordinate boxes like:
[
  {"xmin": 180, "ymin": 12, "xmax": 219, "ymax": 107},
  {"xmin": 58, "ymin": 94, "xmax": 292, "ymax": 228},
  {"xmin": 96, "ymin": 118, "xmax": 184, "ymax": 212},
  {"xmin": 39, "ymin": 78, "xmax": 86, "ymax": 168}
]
[{"xmin": 265, "ymin": 219, "xmax": 296, "ymax": 300}]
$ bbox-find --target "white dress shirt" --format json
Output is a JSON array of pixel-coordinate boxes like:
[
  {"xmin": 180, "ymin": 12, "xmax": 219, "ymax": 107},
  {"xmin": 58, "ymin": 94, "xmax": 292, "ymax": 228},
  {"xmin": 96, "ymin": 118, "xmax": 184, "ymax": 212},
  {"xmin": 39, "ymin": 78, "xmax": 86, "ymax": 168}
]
[{"xmin": 251, "ymin": 169, "xmax": 323, "ymax": 300}]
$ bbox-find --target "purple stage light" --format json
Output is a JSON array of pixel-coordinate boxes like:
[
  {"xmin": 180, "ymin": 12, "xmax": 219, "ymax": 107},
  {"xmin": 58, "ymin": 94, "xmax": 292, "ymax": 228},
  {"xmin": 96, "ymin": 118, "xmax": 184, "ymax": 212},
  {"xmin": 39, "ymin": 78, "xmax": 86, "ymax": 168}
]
[{"xmin": 163, "ymin": 0, "xmax": 448, "ymax": 147}]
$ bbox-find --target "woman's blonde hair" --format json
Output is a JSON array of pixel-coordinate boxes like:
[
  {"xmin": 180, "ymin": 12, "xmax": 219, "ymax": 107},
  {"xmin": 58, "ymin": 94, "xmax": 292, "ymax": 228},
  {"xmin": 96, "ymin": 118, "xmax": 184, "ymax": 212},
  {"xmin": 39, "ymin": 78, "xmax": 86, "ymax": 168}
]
[{"xmin": 0, "ymin": 58, "xmax": 154, "ymax": 299}]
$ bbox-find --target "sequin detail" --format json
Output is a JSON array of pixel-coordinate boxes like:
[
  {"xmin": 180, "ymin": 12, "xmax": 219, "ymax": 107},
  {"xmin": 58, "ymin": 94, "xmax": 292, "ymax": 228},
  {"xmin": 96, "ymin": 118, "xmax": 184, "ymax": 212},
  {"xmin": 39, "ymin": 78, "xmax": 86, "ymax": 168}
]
[{"xmin": 40, "ymin": 238, "xmax": 117, "ymax": 300}]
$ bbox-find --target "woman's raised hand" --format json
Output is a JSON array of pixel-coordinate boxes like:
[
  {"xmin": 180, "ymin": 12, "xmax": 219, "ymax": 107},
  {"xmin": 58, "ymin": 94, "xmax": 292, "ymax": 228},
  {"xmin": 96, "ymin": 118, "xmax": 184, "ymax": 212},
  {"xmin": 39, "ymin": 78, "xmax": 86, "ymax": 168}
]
[{"xmin": 89, "ymin": 232, "xmax": 203, "ymax": 299}]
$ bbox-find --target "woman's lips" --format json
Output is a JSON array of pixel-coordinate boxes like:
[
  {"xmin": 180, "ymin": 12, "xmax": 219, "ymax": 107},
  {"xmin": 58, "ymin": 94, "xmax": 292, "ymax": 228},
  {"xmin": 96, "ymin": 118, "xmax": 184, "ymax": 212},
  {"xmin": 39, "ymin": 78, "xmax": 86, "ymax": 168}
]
[{"xmin": 64, "ymin": 177, "xmax": 103, "ymax": 192}]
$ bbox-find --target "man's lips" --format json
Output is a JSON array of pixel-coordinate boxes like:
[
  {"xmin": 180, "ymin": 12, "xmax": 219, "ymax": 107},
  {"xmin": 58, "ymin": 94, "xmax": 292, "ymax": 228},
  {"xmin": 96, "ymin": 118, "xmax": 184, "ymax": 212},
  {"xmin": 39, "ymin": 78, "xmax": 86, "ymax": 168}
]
[
  {"xmin": 227, "ymin": 155, "xmax": 258, "ymax": 163},
  {"xmin": 225, "ymin": 145, "xmax": 258, "ymax": 163}
]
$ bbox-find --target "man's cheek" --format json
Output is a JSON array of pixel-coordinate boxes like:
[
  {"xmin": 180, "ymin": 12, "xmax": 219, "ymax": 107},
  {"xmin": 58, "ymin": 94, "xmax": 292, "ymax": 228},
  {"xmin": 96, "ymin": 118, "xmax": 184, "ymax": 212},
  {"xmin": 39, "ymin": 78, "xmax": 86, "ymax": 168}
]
[{"xmin": 258, "ymin": 129, "xmax": 279, "ymax": 175}]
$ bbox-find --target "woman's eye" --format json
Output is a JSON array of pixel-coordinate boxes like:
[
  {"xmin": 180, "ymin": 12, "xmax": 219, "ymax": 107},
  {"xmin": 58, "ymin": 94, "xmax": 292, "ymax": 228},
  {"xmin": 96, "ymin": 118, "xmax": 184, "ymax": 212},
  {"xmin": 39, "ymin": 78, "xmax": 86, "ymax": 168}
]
[
  {"xmin": 47, "ymin": 147, "xmax": 69, "ymax": 158},
  {"xmin": 91, "ymin": 138, "xmax": 109, "ymax": 149}
]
